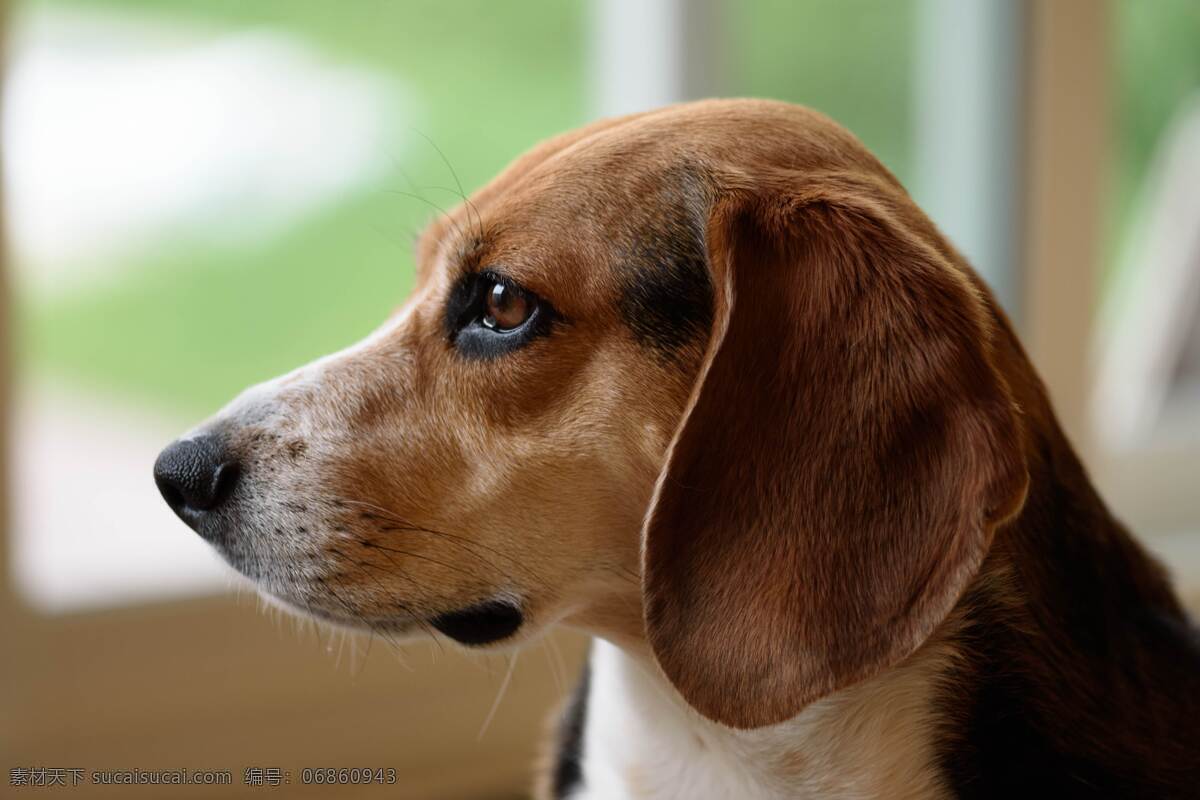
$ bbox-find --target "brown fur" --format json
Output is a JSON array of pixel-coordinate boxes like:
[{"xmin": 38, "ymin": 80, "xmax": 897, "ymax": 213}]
[
  {"xmin": 185, "ymin": 99, "xmax": 1200, "ymax": 797},
  {"xmin": 642, "ymin": 172, "xmax": 1029, "ymax": 729}
]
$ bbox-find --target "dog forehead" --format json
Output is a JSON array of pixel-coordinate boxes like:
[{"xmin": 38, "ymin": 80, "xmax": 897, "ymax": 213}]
[
  {"xmin": 466, "ymin": 99, "xmax": 884, "ymax": 246},
  {"xmin": 413, "ymin": 99, "xmax": 880, "ymax": 337},
  {"xmin": 419, "ymin": 97, "xmax": 879, "ymax": 263},
  {"xmin": 414, "ymin": 165, "xmax": 698, "ymax": 317}
]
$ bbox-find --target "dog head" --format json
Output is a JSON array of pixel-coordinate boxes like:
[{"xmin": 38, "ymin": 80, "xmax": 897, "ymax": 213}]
[{"xmin": 155, "ymin": 99, "xmax": 1028, "ymax": 728}]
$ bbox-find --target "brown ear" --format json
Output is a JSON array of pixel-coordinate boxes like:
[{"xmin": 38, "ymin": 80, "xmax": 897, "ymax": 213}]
[{"xmin": 642, "ymin": 175, "xmax": 1029, "ymax": 729}]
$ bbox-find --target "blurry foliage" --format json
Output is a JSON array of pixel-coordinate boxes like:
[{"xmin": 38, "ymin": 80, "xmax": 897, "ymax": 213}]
[
  {"xmin": 730, "ymin": 0, "xmax": 915, "ymax": 185},
  {"xmin": 18, "ymin": 0, "xmax": 1198, "ymax": 415},
  {"xmin": 23, "ymin": 0, "xmax": 587, "ymax": 415},
  {"xmin": 1110, "ymin": 0, "xmax": 1200, "ymax": 281},
  {"xmin": 22, "ymin": 0, "xmax": 917, "ymax": 418}
]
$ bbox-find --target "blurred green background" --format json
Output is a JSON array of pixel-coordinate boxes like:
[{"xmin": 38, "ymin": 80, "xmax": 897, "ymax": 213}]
[{"xmin": 15, "ymin": 0, "xmax": 1200, "ymax": 418}]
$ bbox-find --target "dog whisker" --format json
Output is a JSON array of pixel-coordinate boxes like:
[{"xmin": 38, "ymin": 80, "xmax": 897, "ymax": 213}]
[
  {"xmin": 338, "ymin": 497, "xmax": 536, "ymax": 584},
  {"xmin": 387, "ymin": 157, "xmax": 475, "ymax": 247},
  {"xmin": 359, "ymin": 539, "xmax": 491, "ymax": 583},
  {"xmin": 542, "ymin": 636, "xmax": 567, "ymax": 696},
  {"xmin": 316, "ymin": 576, "xmax": 411, "ymax": 663},
  {"xmin": 477, "ymin": 650, "xmax": 519, "ymax": 741},
  {"xmin": 376, "ymin": 524, "xmax": 531, "ymax": 585},
  {"xmin": 383, "ymin": 188, "xmax": 460, "ymax": 233},
  {"xmin": 356, "ymin": 629, "xmax": 374, "ymax": 679},
  {"xmin": 410, "ymin": 127, "xmax": 486, "ymax": 245},
  {"xmin": 350, "ymin": 558, "xmax": 446, "ymax": 655}
]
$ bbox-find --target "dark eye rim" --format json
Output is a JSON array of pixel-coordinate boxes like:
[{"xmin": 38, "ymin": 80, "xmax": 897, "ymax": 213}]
[{"xmin": 444, "ymin": 268, "xmax": 558, "ymax": 359}]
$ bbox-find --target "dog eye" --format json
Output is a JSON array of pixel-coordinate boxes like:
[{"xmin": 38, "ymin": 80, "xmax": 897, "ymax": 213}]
[
  {"xmin": 482, "ymin": 281, "xmax": 534, "ymax": 332},
  {"xmin": 445, "ymin": 270, "xmax": 555, "ymax": 360}
]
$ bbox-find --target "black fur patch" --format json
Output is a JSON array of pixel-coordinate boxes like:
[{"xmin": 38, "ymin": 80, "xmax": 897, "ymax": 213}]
[
  {"xmin": 617, "ymin": 186, "xmax": 713, "ymax": 357},
  {"xmin": 936, "ymin": 599, "xmax": 1200, "ymax": 797},
  {"xmin": 934, "ymin": 440, "xmax": 1200, "ymax": 797},
  {"xmin": 552, "ymin": 658, "xmax": 591, "ymax": 799}
]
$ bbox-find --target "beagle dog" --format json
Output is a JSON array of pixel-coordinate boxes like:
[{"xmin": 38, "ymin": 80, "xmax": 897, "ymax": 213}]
[{"xmin": 155, "ymin": 99, "xmax": 1200, "ymax": 799}]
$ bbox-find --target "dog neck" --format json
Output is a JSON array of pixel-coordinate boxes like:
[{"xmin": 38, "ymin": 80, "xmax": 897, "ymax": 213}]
[
  {"xmin": 927, "ymin": 411, "xmax": 1200, "ymax": 793},
  {"xmin": 552, "ymin": 334, "xmax": 1199, "ymax": 798},
  {"xmin": 567, "ymin": 636, "xmax": 955, "ymax": 800}
]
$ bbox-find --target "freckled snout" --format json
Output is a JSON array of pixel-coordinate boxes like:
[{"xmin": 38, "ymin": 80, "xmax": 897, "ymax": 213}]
[{"xmin": 154, "ymin": 434, "xmax": 240, "ymax": 536}]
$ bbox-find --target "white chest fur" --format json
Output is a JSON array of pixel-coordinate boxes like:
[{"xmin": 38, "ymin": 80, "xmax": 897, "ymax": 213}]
[{"xmin": 571, "ymin": 640, "xmax": 952, "ymax": 800}]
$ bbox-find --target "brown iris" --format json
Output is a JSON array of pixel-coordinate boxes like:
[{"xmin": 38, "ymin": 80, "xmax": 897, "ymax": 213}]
[{"xmin": 482, "ymin": 281, "xmax": 534, "ymax": 331}]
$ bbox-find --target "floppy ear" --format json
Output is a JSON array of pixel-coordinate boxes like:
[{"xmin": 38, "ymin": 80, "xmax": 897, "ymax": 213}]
[{"xmin": 642, "ymin": 174, "xmax": 1029, "ymax": 729}]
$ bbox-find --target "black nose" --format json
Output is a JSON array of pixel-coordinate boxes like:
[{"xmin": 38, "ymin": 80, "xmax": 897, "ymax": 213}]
[{"xmin": 154, "ymin": 435, "xmax": 240, "ymax": 527}]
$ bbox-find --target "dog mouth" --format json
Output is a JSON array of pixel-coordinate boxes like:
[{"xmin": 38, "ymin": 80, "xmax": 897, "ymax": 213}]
[
  {"xmin": 195, "ymin": 517, "xmax": 529, "ymax": 648},
  {"xmin": 428, "ymin": 599, "xmax": 525, "ymax": 645},
  {"xmin": 268, "ymin": 590, "xmax": 526, "ymax": 647}
]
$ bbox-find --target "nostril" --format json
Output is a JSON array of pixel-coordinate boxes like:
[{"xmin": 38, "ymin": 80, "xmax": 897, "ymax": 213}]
[
  {"xmin": 156, "ymin": 477, "xmax": 186, "ymax": 513},
  {"xmin": 153, "ymin": 434, "xmax": 240, "ymax": 524},
  {"xmin": 209, "ymin": 460, "xmax": 240, "ymax": 509}
]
